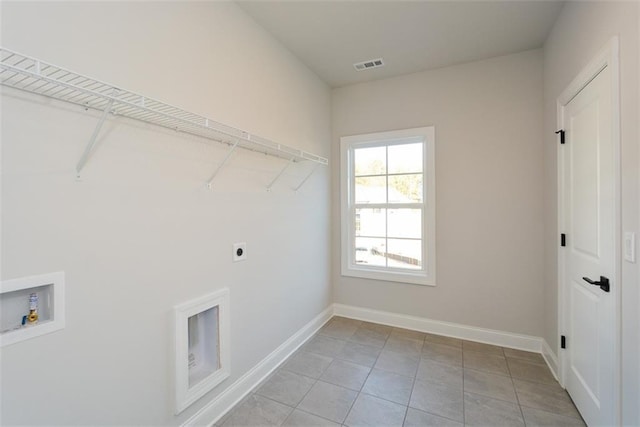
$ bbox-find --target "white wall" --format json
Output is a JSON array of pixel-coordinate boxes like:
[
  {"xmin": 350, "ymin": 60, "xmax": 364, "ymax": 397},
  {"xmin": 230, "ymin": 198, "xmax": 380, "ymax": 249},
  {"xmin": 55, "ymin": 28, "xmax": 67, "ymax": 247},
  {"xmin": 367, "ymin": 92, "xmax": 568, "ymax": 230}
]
[
  {"xmin": 331, "ymin": 50, "xmax": 545, "ymax": 337},
  {"xmin": 543, "ymin": 2, "xmax": 639, "ymax": 425},
  {"xmin": 0, "ymin": 2, "xmax": 331, "ymax": 425}
]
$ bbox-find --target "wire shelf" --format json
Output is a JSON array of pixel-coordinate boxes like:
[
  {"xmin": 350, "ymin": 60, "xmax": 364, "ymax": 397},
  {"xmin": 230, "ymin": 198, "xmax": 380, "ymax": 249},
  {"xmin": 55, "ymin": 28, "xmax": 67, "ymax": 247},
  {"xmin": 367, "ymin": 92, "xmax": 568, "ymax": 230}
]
[{"xmin": 0, "ymin": 47, "xmax": 329, "ymax": 174}]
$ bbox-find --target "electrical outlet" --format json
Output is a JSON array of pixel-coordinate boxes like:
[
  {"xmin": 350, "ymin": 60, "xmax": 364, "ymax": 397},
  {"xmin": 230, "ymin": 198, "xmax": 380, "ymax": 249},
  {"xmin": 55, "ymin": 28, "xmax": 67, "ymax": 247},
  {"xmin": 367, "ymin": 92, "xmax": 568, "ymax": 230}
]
[{"xmin": 233, "ymin": 242, "xmax": 247, "ymax": 262}]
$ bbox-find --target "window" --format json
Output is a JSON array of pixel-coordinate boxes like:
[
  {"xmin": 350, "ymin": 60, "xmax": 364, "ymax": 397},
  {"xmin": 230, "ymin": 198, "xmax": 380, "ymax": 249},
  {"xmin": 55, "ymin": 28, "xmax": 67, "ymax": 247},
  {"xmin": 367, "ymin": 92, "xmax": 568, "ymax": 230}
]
[{"xmin": 340, "ymin": 127, "xmax": 435, "ymax": 286}]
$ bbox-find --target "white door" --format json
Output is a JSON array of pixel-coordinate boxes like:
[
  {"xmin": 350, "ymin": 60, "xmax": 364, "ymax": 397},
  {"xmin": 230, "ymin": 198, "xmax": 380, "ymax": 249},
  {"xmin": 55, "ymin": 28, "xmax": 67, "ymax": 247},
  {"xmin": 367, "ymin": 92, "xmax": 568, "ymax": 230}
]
[{"xmin": 560, "ymin": 63, "xmax": 617, "ymax": 426}]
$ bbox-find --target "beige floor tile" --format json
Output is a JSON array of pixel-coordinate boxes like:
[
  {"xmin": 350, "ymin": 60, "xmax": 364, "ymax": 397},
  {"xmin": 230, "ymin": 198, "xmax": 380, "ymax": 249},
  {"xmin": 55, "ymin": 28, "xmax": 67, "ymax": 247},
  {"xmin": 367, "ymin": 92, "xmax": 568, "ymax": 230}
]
[
  {"xmin": 216, "ymin": 393, "xmax": 254, "ymax": 426},
  {"xmin": 298, "ymin": 381, "xmax": 358, "ymax": 424},
  {"xmin": 336, "ymin": 342, "xmax": 382, "ymax": 367},
  {"xmin": 221, "ymin": 395, "xmax": 293, "ymax": 427},
  {"xmin": 384, "ymin": 335, "xmax": 424, "ymax": 355},
  {"xmin": 319, "ymin": 359, "xmax": 371, "ymax": 391},
  {"xmin": 362, "ymin": 368, "xmax": 414, "ymax": 405},
  {"xmin": 503, "ymin": 348, "xmax": 546, "ymax": 364},
  {"xmin": 507, "ymin": 357, "xmax": 556, "ymax": 384},
  {"xmin": 424, "ymin": 333, "xmax": 463, "ymax": 349},
  {"xmin": 513, "ymin": 379, "xmax": 582, "ymax": 419},
  {"xmin": 409, "ymin": 379, "xmax": 464, "ymax": 422},
  {"xmin": 282, "ymin": 409, "xmax": 341, "ymax": 426},
  {"xmin": 319, "ymin": 318, "xmax": 360, "ymax": 340},
  {"xmin": 464, "ymin": 392, "xmax": 524, "ymax": 426},
  {"xmin": 374, "ymin": 349, "xmax": 420, "ymax": 377},
  {"xmin": 390, "ymin": 327, "xmax": 426, "ymax": 342},
  {"xmin": 359, "ymin": 321, "xmax": 393, "ymax": 335},
  {"xmin": 520, "ymin": 406, "xmax": 586, "ymax": 426},
  {"xmin": 463, "ymin": 340, "xmax": 504, "ymax": 355},
  {"xmin": 283, "ymin": 351, "xmax": 333, "ymax": 379},
  {"xmin": 463, "ymin": 369, "xmax": 517, "ymax": 402},
  {"xmin": 344, "ymin": 393, "xmax": 407, "ymax": 427},
  {"xmin": 416, "ymin": 358, "xmax": 463, "ymax": 388},
  {"xmin": 422, "ymin": 342, "xmax": 463, "ymax": 367},
  {"xmin": 403, "ymin": 408, "xmax": 463, "ymax": 427},
  {"xmin": 256, "ymin": 370, "xmax": 316, "ymax": 407},
  {"xmin": 304, "ymin": 335, "xmax": 347, "ymax": 358},
  {"xmin": 349, "ymin": 327, "xmax": 389, "ymax": 348},
  {"xmin": 463, "ymin": 350, "xmax": 510, "ymax": 376}
]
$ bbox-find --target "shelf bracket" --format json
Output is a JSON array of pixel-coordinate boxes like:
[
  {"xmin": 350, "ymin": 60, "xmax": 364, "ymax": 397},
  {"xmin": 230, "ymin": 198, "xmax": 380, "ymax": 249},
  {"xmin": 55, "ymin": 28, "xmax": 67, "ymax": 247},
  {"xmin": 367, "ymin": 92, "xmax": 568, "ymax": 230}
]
[
  {"xmin": 75, "ymin": 96, "xmax": 116, "ymax": 178},
  {"xmin": 206, "ymin": 140, "xmax": 239, "ymax": 189},
  {"xmin": 267, "ymin": 158, "xmax": 294, "ymax": 191},
  {"xmin": 294, "ymin": 164, "xmax": 319, "ymax": 192},
  {"xmin": 0, "ymin": 47, "xmax": 328, "ymax": 182}
]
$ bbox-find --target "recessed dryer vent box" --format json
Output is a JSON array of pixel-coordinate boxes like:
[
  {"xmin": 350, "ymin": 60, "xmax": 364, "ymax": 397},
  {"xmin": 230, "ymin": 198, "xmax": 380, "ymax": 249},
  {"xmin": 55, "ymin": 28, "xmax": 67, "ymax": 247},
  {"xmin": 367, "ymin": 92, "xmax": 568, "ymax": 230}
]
[
  {"xmin": 174, "ymin": 288, "xmax": 229, "ymax": 414},
  {"xmin": 0, "ymin": 272, "xmax": 65, "ymax": 347}
]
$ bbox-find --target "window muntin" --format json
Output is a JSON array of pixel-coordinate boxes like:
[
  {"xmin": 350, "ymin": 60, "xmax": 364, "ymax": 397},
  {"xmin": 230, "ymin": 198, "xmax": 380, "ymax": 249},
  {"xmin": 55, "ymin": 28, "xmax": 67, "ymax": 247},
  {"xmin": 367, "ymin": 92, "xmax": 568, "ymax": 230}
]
[
  {"xmin": 341, "ymin": 127, "xmax": 435, "ymax": 286},
  {"xmin": 351, "ymin": 140, "xmax": 424, "ymax": 271}
]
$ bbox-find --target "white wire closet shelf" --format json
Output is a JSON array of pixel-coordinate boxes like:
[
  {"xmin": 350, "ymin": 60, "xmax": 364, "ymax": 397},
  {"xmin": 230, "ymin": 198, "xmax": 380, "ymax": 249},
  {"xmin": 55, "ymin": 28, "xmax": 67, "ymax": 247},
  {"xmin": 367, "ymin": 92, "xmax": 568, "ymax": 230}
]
[{"xmin": 0, "ymin": 47, "xmax": 328, "ymax": 187}]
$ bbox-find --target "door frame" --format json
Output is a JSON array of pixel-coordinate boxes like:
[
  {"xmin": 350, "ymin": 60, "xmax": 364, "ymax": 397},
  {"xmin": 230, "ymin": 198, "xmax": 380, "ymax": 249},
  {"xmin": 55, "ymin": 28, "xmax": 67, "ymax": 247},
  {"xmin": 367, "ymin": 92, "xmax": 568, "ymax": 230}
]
[{"xmin": 557, "ymin": 36, "xmax": 621, "ymax": 423}]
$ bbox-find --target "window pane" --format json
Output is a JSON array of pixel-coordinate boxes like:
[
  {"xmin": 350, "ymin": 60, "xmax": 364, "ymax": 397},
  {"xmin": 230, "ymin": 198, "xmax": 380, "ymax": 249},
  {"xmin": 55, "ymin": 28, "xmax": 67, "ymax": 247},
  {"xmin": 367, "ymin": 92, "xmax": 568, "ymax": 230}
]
[
  {"xmin": 356, "ymin": 208, "xmax": 386, "ymax": 237},
  {"xmin": 388, "ymin": 209, "xmax": 421, "ymax": 238},
  {"xmin": 388, "ymin": 143, "xmax": 422, "ymax": 174},
  {"xmin": 354, "ymin": 146, "xmax": 386, "ymax": 176},
  {"xmin": 387, "ymin": 239, "xmax": 422, "ymax": 270},
  {"xmin": 355, "ymin": 176, "xmax": 387, "ymax": 204},
  {"xmin": 389, "ymin": 174, "xmax": 423, "ymax": 203},
  {"xmin": 355, "ymin": 237, "xmax": 386, "ymax": 267}
]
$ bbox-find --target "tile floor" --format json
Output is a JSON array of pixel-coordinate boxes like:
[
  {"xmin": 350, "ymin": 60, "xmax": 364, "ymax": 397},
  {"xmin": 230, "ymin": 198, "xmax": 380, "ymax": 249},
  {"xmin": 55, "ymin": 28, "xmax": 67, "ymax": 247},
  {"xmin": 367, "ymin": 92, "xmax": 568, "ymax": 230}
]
[{"xmin": 218, "ymin": 317, "xmax": 585, "ymax": 426}]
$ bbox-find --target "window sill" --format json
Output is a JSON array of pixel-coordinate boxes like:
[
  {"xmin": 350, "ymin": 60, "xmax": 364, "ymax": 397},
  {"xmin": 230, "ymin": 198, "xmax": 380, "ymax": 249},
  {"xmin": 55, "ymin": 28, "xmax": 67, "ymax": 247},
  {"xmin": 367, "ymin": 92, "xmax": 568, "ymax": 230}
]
[{"xmin": 341, "ymin": 265, "xmax": 436, "ymax": 286}]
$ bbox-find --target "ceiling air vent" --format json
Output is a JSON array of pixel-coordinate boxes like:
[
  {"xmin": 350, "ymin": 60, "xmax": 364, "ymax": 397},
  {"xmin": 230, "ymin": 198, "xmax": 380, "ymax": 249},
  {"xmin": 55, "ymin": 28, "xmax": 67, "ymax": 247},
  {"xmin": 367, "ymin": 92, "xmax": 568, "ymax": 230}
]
[{"xmin": 353, "ymin": 58, "xmax": 385, "ymax": 72}]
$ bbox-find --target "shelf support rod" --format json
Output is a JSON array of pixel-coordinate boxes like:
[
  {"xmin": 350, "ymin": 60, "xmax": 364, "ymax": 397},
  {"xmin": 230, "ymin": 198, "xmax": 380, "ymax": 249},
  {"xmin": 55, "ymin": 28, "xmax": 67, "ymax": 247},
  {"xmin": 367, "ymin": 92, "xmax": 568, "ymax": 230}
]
[
  {"xmin": 294, "ymin": 164, "xmax": 319, "ymax": 192},
  {"xmin": 267, "ymin": 158, "xmax": 294, "ymax": 191},
  {"xmin": 206, "ymin": 140, "xmax": 239, "ymax": 189},
  {"xmin": 75, "ymin": 96, "xmax": 115, "ymax": 178}
]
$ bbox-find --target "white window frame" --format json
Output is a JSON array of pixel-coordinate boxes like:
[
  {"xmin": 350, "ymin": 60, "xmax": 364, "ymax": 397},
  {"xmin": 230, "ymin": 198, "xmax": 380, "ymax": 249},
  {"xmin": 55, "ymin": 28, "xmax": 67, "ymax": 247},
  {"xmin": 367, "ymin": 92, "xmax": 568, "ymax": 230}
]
[{"xmin": 340, "ymin": 126, "xmax": 436, "ymax": 286}]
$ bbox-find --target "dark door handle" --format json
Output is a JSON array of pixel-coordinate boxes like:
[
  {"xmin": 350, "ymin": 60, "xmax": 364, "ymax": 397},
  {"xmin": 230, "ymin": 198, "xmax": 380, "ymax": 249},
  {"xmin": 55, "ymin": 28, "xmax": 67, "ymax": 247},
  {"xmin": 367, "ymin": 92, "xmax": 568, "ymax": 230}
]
[{"xmin": 582, "ymin": 276, "xmax": 610, "ymax": 293}]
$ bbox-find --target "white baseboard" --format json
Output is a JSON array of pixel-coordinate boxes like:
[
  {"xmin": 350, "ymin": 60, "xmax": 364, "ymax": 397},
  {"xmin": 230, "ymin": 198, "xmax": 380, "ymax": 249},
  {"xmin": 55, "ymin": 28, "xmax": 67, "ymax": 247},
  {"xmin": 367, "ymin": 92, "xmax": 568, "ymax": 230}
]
[
  {"xmin": 333, "ymin": 303, "xmax": 543, "ymax": 353},
  {"xmin": 333, "ymin": 304, "xmax": 564, "ymax": 382},
  {"xmin": 184, "ymin": 302, "xmax": 561, "ymax": 426},
  {"xmin": 541, "ymin": 339, "xmax": 560, "ymax": 382},
  {"xmin": 182, "ymin": 305, "xmax": 333, "ymax": 427}
]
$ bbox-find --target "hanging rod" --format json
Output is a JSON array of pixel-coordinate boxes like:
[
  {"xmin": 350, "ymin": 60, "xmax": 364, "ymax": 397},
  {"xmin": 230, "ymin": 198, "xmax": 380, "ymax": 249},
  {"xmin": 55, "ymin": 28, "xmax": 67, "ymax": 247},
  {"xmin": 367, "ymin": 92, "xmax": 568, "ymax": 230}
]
[{"xmin": 0, "ymin": 47, "xmax": 329, "ymax": 174}]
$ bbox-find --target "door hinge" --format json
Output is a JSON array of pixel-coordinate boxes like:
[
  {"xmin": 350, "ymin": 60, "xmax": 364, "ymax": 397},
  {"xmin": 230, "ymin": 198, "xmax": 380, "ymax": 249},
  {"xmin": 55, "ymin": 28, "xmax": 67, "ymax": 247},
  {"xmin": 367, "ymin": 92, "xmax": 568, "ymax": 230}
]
[
  {"xmin": 561, "ymin": 233, "xmax": 566, "ymax": 247},
  {"xmin": 561, "ymin": 335, "xmax": 566, "ymax": 349},
  {"xmin": 555, "ymin": 129, "xmax": 565, "ymax": 144}
]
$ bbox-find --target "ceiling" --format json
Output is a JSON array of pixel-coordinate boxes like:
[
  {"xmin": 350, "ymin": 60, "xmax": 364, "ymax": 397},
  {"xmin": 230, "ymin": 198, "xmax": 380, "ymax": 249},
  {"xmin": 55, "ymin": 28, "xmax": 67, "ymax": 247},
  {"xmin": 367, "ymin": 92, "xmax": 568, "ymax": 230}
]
[{"xmin": 237, "ymin": 1, "xmax": 564, "ymax": 88}]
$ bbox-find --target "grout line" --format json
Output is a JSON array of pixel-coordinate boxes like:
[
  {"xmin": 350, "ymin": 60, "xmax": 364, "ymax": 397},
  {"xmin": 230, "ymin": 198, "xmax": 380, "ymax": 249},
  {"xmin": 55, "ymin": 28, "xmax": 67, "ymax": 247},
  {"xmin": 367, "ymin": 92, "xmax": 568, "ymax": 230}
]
[
  {"xmin": 463, "ymin": 390, "xmax": 522, "ymax": 406},
  {"xmin": 462, "ymin": 342, "xmax": 466, "ymax": 425},
  {"xmin": 463, "ymin": 365, "xmax": 512, "ymax": 379},
  {"xmin": 342, "ymin": 392, "xmax": 359, "ymax": 425},
  {"xmin": 292, "ymin": 407, "xmax": 343, "ymax": 425},
  {"xmin": 403, "ymin": 363, "xmax": 418, "ymax": 426},
  {"xmin": 504, "ymin": 349, "xmax": 528, "ymax": 426},
  {"xmin": 259, "ymin": 322, "xmax": 341, "ymax": 424},
  {"xmin": 290, "ymin": 356, "xmax": 325, "ymax": 421},
  {"xmin": 339, "ymin": 329, "xmax": 388, "ymax": 425},
  {"xmin": 399, "ymin": 401, "xmax": 409, "ymax": 427},
  {"xmin": 407, "ymin": 335, "xmax": 467, "ymax": 425}
]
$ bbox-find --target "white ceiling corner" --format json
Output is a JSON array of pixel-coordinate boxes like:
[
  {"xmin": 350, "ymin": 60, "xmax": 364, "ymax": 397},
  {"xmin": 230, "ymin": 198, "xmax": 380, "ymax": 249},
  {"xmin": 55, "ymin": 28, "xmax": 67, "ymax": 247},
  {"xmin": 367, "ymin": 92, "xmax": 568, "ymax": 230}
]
[{"xmin": 237, "ymin": 0, "xmax": 564, "ymax": 88}]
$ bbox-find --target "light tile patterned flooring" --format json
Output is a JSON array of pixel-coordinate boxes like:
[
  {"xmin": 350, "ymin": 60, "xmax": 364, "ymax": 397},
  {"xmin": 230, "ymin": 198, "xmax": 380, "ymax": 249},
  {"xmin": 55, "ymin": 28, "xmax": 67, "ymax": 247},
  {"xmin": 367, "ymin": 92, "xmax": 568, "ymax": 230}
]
[{"xmin": 218, "ymin": 317, "xmax": 585, "ymax": 426}]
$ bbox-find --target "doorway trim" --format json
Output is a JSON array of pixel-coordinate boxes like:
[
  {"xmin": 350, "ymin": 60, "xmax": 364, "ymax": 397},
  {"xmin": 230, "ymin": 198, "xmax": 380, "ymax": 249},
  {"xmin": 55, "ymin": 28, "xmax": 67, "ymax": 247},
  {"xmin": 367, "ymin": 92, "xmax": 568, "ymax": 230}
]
[{"xmin": 556, "ymin": 36, "xmax": 621, "ymax": 423}]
